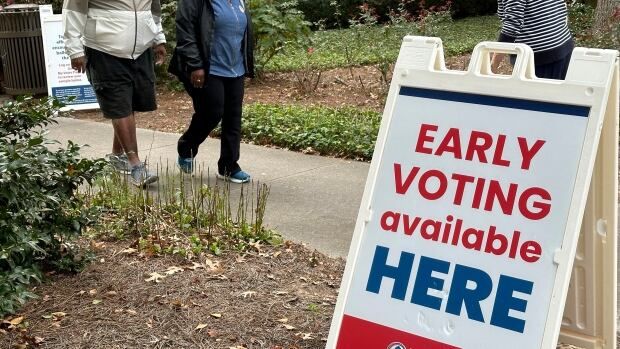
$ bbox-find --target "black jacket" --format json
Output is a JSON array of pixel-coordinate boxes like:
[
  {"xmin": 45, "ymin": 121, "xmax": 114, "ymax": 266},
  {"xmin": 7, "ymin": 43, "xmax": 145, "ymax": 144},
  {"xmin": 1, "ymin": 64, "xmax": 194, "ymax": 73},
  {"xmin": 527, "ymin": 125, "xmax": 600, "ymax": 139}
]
[{"xmin": 168, "ymin": 0, "xmax": 256, "ymax": 81}]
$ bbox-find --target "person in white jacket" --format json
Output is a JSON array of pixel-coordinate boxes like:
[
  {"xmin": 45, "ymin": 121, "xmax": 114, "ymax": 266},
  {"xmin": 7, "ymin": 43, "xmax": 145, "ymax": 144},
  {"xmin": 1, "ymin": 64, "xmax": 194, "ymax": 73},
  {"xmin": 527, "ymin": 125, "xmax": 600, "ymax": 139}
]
[{"xmin": 62, "ymin": 0, "xmax": 167, "ymax": 186}]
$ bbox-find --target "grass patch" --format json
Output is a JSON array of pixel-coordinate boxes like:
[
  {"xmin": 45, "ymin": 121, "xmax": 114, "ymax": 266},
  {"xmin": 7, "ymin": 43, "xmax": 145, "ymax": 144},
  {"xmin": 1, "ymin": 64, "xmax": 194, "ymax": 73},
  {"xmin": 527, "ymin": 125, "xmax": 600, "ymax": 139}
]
[
  {"xmin": 267, "ymin": 16, "xmax": 500, "ymax": 71},
  {"xmin": 87, "ymin": 168, "xmax": 280, "ymax": 259},
  {"xmin": 240, "ymin": 103, "xmax": 381, "ymax": 161}
]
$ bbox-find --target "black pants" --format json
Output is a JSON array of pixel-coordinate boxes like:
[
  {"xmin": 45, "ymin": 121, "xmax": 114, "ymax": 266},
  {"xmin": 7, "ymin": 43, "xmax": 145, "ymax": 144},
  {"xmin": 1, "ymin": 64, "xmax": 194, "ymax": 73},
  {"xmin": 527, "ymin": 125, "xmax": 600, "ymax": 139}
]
[
  {"xmin": 178, "ymin": 75, "xmax": 245, "ymax": 175},
  {"xmin": 535, "ymin": 52, "xmax": 572, "ymax": 80}
]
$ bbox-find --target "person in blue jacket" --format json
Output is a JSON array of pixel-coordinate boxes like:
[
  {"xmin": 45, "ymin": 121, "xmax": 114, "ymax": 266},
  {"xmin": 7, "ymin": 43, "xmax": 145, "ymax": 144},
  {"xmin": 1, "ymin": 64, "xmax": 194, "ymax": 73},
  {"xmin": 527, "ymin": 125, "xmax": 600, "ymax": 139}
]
[{"xmin": 169, "ymin": 0, "xmax": 255, "ymax": 183}]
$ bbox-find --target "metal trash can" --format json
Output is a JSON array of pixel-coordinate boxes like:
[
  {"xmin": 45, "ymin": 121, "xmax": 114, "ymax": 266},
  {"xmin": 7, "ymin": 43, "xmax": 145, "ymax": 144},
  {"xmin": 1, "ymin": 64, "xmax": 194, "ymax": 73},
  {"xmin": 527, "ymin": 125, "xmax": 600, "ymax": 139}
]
[{"xmin": 0, "ymin": 4, "xmax": 47, "ymax": 96}]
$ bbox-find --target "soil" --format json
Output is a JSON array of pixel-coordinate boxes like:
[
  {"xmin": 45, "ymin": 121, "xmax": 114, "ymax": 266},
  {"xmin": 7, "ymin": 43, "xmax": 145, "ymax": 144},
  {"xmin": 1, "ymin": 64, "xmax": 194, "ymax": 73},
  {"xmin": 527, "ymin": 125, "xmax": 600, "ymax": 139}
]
[
  {"xmin": 70, "ymin": 55, "xmax": 476, "ymax": 135},
  {"xmin": 0, "ymin": 241, "xmax": 344, "ymax": 349}
]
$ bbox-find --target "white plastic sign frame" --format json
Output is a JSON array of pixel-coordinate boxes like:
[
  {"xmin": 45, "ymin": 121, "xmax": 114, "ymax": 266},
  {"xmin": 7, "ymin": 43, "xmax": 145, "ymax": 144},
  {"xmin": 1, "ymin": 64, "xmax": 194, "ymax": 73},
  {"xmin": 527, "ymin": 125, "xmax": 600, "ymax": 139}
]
[
  {"xmin": 559, "ymin": 49, "xmax": 619, "ymax": 349},
  {"xmin": 327, "ymin": 37, "xmax": 618, "ymax": 349},
  {"xmin": 39, "ymin": 5, "xmax": 99, "ymax": 111}
]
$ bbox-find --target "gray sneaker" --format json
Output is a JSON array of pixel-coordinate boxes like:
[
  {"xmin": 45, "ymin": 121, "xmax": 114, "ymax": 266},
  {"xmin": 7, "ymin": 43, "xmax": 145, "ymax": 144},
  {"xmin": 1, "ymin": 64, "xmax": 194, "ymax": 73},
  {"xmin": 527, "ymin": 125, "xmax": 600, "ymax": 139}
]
[
  {"xmin": 105, "ymin": 153, "xmax": 131, "ymax": 174},
  {"xmin": 130, "ymin": 163, "xmax": 158, "ymax": 187}
]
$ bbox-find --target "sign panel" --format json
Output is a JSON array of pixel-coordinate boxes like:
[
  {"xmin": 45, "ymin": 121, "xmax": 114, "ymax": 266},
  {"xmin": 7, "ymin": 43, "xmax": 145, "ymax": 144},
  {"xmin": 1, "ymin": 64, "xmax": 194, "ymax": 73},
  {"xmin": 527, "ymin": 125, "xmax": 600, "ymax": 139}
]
[
  {"xmin": 39, "ymin": 5, "xmax": 99, "ymax": 110},
  {"xmin": 327, "ymin": 38, "xmax": 618, "ymax": 349}
]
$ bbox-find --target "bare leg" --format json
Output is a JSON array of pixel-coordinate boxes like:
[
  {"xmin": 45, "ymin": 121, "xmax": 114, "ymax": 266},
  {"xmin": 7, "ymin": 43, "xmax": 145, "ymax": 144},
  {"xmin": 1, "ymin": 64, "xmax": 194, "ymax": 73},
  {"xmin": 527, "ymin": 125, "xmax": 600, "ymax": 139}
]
[
  {"xmin": 111, "ymin": 114, "xmax": 141, "ymax": 167},
  {"xmin": 112, "ymin": 131, "xmax": 123, "ymax": 155}
]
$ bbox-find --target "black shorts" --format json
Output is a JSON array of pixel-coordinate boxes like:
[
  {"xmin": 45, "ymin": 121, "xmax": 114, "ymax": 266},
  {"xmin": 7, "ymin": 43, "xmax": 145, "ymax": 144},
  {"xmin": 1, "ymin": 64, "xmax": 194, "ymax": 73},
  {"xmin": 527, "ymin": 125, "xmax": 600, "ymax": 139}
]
[{"xmin": 85, "ymin": 47, "xmax": 157, "ymax": 119}]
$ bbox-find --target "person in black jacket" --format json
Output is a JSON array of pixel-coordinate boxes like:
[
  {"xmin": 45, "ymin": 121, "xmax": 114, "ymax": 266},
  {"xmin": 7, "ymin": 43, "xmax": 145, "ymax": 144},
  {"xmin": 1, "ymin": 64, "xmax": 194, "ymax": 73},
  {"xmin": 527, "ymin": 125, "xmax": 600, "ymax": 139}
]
[
  {"xmin": 169, "ymin": 0, "xmax": 255, "ymax": 183},
  {"xmin": 491, "ymin": 0, "xmax": 574, "ymax": 80}
]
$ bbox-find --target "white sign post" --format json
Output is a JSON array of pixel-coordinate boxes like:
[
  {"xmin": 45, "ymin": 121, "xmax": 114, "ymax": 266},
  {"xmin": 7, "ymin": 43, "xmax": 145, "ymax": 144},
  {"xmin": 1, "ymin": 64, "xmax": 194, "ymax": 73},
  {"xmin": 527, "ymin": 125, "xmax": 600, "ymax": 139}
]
[
  {"xmin": 327, "ymin": 37, "xmax": 618, "ymax": 349},
  {"xmin": 39, "ymin": 5, "xmax": 98, "ymax": 110}
]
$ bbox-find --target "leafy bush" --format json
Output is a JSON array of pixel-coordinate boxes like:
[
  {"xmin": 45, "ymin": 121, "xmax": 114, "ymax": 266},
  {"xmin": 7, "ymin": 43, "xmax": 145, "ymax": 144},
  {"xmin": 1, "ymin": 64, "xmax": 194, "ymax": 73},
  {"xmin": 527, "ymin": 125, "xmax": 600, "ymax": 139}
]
[
  {"xmin": 247, "ymin": 0, "xmax": 312, "ymax": 77},
  {"xmin": 295, "ymin": 0, "xmax": 495, "ymax": 29},
  {"xmin": 267, "ymin": 15, "xmax": 500, "ymax": 71},
  {"xmin": 568, "ymin": 1, "xmax": 619, "ymax": 49},
  {"xmin": 241, "ymin": 103, "xmax": 381, "ymax": 160},
  {"xmin": 0, "ymin": 97, "xmax": 105, "ymax": 316}
]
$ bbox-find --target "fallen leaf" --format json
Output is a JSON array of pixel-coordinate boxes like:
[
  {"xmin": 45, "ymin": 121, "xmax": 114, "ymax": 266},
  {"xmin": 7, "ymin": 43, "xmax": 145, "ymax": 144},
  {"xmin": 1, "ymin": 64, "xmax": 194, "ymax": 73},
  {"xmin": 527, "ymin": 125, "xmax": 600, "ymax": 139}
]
[
  {"xmin": 240, "ymin": 291, "xmax": 256, "ymax": 299},
  {"xmin": 249, "ymin": 241, "xmax": 262, "ymax": 252},
  {"xmin": 114, "ymin": 309, "xmax": 123, "ymax": 314},
  {"xmin": 9, "ymin": 317, "xmax": 24, "ymax": 325},
  {"xmin": 204, "ymin": 259, "xmax": 220, "ymax": 270},
  {"xmin": 43, "ymin": 295, "xmax": 50, "ymax": 301},
  {"xmin": 164, "ymin": 266, "xmax": 184, "ymax": 275},
  {"xmin": 121, "ymin": 248, "xmax": 138, "ymax": 255},
  {"xmin": 207, "ymin": 329, "xmax": 218, "ymax": 337},
  {"xmin": 299, "ymin": 277, "xmax": 308, "ymax": 282},
  {"xmin": 273, "ymin": 251, "xmax": 282, "ymax": 258},
  {"xmin": 266, "ymin": 274, "xmax": 275, "ymax": 280},
  {"xmin": 210, "ymin": 313, "xmax": 222, "ymax": 319},
  {"xmin": 145, "ymin": 272, "xmax": 166, "ymax": 283},
  {"xmin": 283, "ymin": 324, "xmax": 295, "ymax": 330},
  {"xmin": 90, "ymin": 241, "xmax": 106, "ymax": 251},
  {"xmin": 126, "ymin": 309, "xmax": 137, "ymax": 315},
  {"xmin": 276, "ymin": 318, "xmax": 288, "ymax": 323},
  {"xmin": 296, "ymin": 332, "xmax": 314, "ymax": 340},
  {"xmin": 92, "ymin": 299, "xmax": 102, "ymax": 305},
  {"xmin": 41, "ymin": 315, "xmax": 53, "ymax": 319},
  {"xmin": 88, "ymin": 289, "xmax": 97, "ymax": 296},
  {"xmin": 78, "ymin": 291, "xmax": 86, "ymax": 296},
  {"xmin": 51, "ymin": 312, "xmax": 67, "ymax": 319},
  {"xmin": 34, "ymin": 337, "xmax": 45, "ymax": 344},
  {"xmin": 195, "ymin": 323, "xmax": 208, "ymax": 330},
  {"xmin": 186, "ymin": 262, "xmax": 204, "ymax": 271},
  {"xmin": 106, "ymin": 291, "xmax": 118, "ymax": 296}
]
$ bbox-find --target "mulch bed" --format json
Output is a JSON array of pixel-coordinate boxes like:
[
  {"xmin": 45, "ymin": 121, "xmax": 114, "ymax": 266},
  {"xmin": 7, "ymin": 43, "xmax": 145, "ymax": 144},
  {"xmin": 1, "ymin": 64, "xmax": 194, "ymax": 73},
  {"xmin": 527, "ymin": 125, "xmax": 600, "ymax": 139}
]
[{"xmin": 0, "ymin": 241, "xmax": 343, "ymax": 348}]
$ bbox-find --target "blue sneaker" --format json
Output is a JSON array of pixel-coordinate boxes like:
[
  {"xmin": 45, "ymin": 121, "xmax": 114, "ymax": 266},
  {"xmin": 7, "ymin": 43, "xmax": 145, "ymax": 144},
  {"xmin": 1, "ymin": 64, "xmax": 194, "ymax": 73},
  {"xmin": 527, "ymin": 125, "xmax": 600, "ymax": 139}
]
[
  {"xmin": 177, "ymin": 156, "xmax": 194, "ymax": 174},
  {"xmin": 217, "ymin": 170, "xmax": 251, "ymax": 184}
]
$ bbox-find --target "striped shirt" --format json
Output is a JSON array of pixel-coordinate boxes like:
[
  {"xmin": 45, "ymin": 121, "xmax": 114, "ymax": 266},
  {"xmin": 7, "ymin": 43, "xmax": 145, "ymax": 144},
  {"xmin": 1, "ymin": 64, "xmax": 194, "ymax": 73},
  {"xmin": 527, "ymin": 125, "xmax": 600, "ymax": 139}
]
[{"xmin": 498, "ymin": 0, "xmax": 573, "ymax": 65}]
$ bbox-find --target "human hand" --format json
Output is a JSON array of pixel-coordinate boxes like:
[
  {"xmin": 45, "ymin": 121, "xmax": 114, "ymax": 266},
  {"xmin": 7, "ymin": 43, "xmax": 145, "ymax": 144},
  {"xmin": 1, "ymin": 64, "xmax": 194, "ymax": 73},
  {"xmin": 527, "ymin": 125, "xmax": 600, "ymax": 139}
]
[
  {"xmin": 191, "ymin": 69, "xmax": 206, "ymax": 88},
  {"xmin": 491, "ymin": 53, "xmax": 506, "ymax": 73},
  {"xmin": 153, "ymin": 43, "xmax": 166, "ymax": 66},
  {"xmin": 71, "ymin": 56, "xmax": 86, "ymax": 74}
]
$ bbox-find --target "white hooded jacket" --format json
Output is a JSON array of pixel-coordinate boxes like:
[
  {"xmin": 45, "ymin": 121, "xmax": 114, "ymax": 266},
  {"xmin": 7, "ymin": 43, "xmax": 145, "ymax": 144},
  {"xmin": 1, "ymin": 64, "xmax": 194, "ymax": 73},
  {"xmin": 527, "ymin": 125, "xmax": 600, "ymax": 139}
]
[{"xmin": 62, "ymin": 0, "xmax": 166, "ymax": 59}]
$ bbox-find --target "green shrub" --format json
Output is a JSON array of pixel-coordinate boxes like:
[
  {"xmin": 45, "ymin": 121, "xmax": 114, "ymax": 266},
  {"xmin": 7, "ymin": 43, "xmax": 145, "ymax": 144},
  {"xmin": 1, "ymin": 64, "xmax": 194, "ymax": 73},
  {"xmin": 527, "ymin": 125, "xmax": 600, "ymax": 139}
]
[
  {"xmin": 0, "ymin": 97, "xmax": 106, "ymax": 316},
  {"xmin": 241, "ymin": 103, "xmax": 381, "ymax": 160},
  {"xmin": 267, "ymin": 15, "xmax": 500, "ymax": 71},
  {"xmin": 247, "ymin": 0, "xmax": 312, "ymax": 77},
  {"xmin": 295, "ymin": 0, "xmax": 495, "ymax": 29},
  {"xmin": 568, "ymin": 1, "xmax": 619, "ymax": 49}
]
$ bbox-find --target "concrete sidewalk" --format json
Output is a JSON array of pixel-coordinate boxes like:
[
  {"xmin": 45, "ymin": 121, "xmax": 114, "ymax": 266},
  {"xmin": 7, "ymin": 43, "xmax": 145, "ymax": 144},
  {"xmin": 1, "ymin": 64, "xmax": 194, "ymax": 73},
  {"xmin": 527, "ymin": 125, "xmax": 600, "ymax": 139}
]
[{"xmin": 47, "ymin": 117, "xmax": 368, "ymax": 258}]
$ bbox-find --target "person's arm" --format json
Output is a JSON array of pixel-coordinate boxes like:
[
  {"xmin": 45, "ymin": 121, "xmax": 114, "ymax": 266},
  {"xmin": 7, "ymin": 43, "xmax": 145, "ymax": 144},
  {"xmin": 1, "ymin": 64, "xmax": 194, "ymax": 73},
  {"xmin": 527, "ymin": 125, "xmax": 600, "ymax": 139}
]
[
  {"xmin": 151, "ymin": 0, "xmax": 167, "ymax": 46},
  {"xmin": 175, "ymin": 0, "xmax": 204, "ymax": 73},
  {"xmin": 492, "ymin": 0, "xmax": 525, "ymax": 72},
  {"xmin": 498, "ymin": 0, "xmax": 525, "ymax": 43},
  {"xmin": 62, "ymin": 0, "xmax": 88, "ymax": 72},
  {"xmin": 151, "ymin": 0, "xmax": 167, "ymax": 65}
]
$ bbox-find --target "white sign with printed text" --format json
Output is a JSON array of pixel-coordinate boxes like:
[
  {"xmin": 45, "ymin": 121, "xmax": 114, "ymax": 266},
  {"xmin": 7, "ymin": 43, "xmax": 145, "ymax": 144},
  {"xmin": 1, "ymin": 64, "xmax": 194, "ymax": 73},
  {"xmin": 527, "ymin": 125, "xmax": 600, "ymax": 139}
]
[
  {"xmin": 39, "ymin": 5, "xmax": 98, "ymax": 110},
  {"xmin": 327, "ymin": 37, "xmax": 618, "ymax": 349}
]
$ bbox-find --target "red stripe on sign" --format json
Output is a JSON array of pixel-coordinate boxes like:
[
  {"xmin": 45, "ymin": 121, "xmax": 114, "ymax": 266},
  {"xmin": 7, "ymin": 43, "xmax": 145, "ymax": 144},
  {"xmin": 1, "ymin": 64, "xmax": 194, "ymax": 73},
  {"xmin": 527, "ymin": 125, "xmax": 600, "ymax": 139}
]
[{"xmin": 336, "ymin": 315, "xmax": 460, "ymax": 349}]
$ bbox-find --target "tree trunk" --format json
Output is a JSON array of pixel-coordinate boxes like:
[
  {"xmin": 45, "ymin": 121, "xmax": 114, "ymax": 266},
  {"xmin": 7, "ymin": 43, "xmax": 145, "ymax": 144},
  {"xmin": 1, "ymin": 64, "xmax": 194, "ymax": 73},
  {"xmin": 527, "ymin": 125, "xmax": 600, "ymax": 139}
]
[{"xmin": 593, "ymin": 0, "xmax": 617, "ymax": 34}]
